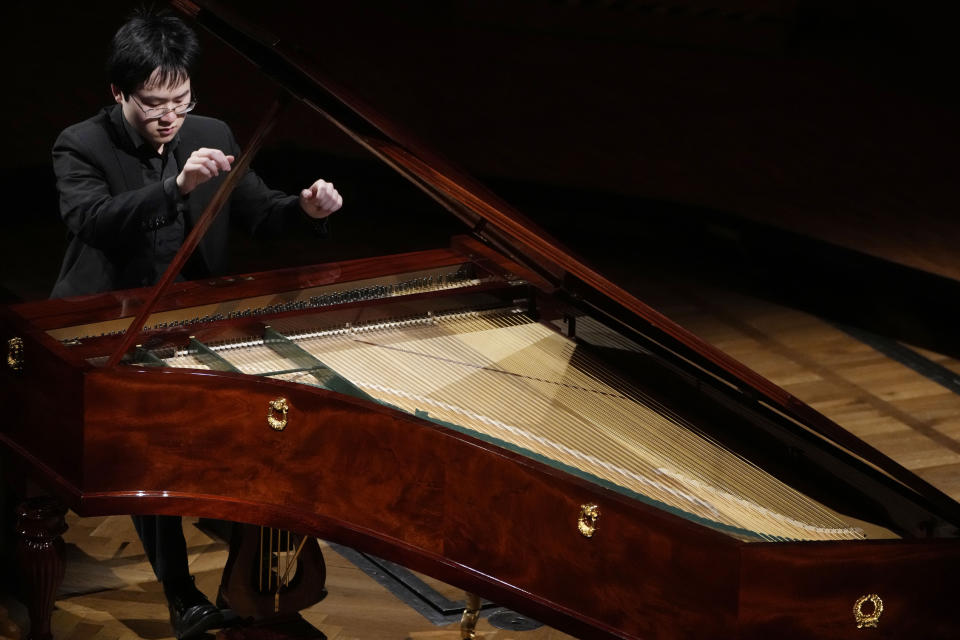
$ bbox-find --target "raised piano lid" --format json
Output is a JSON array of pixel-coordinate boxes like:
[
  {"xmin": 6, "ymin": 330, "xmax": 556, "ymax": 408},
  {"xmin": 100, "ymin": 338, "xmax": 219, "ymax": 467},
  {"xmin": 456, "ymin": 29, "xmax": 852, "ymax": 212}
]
[{"xmin": 166, "ymin": 0, "xmax": 960, "ymax": 532}]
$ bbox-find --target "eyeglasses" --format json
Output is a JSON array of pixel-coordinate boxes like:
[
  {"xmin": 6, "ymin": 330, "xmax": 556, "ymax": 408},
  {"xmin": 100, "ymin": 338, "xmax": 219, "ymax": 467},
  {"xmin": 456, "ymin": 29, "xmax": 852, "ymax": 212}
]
[{"xmin": 130, "ymin": 94, "xmax": 198, "ymax": 119}]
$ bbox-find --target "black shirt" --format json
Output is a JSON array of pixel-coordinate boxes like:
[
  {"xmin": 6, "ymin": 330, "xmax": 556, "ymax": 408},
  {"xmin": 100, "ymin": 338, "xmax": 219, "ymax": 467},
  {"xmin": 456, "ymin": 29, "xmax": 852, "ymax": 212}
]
[{"xmin": 119, "ymin": 115, "xmax": 201, "ymax": 282}]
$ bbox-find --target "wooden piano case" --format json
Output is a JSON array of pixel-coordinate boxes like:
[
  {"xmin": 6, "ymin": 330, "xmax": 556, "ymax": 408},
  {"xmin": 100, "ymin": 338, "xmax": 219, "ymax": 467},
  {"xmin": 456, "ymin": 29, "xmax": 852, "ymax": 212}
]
[{"xmin": 4, "ymin": 235, "xmax": 960, "ymax": 639}]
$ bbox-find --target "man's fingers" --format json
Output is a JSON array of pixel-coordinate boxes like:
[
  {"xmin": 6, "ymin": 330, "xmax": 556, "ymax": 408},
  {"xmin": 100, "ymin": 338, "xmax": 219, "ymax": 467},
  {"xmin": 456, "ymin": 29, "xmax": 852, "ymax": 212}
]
[
  {"xmin": 320, "ymin": 184, "xmax": 343, "ymax": 211},
  {"xmin": 325, "ymin": 192, "xmax": 342, "ymax": 209},
  {"xmin": 302, "ymin": 182, "xmax": 327, "ymax": 199},
  {"xmin": 299, "ymin": 179, "xmax": 343, "ymax": 216},
  {"xmin": 314, "ymin": 182, "xmax": 340, "ymax": 205},
  {"xmin": 214, "ymin": 153, "xmax": 233, "ymax": 170},
  {"xmin": 193, "ymin": 148, "xmax": 233, "ymax": 171},
  {"xmin": 312, "ymin": 190, "xmax": 336, "ymax": 209},
  {"xmin": 315, "ymin": 182, "xmax": 341, "ymax": 207},
  {"xmin": 190, "ymin": 157, "xmax": 218, "ymax": 177},
  {"xmin": 177, "ymin": 149, "xmax": 235, "ymax": 195}
]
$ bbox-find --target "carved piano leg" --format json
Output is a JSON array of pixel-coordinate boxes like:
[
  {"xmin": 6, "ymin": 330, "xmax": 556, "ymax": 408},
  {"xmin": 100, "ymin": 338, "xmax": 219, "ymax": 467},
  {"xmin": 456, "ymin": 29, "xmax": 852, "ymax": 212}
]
[
  {"xmin": 459, "ymin": 592, "xmax": 482, "ymax": 640},
  {"xmin": 15, "ymin": 497, "xmax": 67, "ymax": 640}
]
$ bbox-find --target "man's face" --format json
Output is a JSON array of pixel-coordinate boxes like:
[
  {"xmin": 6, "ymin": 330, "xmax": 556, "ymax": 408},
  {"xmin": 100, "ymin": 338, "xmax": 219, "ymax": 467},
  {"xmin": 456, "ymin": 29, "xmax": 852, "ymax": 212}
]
[{"xmin": 112, "ymin": 69, "xmax": 192, "ymax": 152}]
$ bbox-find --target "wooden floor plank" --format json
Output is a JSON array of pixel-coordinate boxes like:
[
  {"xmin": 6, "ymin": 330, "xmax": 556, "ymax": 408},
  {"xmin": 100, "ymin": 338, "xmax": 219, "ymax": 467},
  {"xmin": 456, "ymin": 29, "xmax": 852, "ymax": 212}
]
[{"xmin": 655, "ymin": 282, "xmax": 960, "ymax": 502}]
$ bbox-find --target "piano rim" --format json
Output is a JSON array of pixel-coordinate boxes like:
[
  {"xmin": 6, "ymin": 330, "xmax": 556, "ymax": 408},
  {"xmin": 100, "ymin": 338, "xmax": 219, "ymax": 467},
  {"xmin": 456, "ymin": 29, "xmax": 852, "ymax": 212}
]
[{"xmin": 4, "ymin": 362, "xmax": 960, "ymax": 639}]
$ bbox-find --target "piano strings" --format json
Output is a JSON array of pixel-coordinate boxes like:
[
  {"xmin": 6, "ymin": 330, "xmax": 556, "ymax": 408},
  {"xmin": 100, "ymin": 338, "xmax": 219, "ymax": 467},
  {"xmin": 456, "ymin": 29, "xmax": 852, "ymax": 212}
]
[{"xmin": 160, "ymin": 308, "xmax": 866, "ymax": 542}]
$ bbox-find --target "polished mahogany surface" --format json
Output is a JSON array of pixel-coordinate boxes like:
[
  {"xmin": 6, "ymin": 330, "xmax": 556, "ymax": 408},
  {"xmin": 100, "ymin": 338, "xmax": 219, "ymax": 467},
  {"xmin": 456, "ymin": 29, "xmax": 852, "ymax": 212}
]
[{"xmin": 4, "ymin": 239, "xmax": 960, "ymax": 638}]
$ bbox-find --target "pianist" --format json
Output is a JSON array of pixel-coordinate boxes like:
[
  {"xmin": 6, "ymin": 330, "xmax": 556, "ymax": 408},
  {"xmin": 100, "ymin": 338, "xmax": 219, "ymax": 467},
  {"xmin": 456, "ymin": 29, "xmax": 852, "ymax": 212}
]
[
  {"xmin": 49, "ymin": 8, "xmax": 342, "ymax": 640},
  {"xmin": 50, "ymin": 9, "xmax": 343, "ymax": 299}
]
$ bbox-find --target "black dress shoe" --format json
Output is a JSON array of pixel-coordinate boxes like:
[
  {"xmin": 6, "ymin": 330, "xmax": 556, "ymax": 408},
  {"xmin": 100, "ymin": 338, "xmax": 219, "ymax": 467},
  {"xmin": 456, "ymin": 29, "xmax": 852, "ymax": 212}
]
[{"xmin": 166, "ymin": 581, "xmax": 224, "ymax": 640}]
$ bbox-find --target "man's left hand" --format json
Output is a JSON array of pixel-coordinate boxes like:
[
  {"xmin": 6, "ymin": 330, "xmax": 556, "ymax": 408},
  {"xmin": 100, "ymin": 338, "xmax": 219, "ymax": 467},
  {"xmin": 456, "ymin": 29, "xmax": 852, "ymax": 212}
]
[{"xmin": 299, "ymin": 179, "xmax": 343, "ymax": 219}]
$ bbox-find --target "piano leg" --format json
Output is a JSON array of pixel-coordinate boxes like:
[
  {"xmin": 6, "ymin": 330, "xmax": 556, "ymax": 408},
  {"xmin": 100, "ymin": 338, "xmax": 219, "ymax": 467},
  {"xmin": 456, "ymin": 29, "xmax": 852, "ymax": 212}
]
[
  {"xmin": 15, "ymin": 496, "xmax": 67, "ymax": 640},
  {"xmin": 459, "ymin": 591, "xmax": 482, "ymax": 640}
]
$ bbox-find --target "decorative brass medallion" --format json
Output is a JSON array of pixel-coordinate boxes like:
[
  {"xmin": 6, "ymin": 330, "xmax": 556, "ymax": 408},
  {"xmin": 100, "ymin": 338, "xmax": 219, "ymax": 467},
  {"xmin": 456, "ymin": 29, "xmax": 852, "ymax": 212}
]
[
  {"xmin": 853, "ymin": 593, "xmax": 883, "ymax": 629},
  {"xmin": 7, "ymin": 337, "xmax": 24, "ymax": 372},
  {"xmin": 578, "ymin": 503, "xmax": 600, "ymax": 538},
  {"xmin": 267, "ymin": 397, "xmax": 289, "ymax": 431}
]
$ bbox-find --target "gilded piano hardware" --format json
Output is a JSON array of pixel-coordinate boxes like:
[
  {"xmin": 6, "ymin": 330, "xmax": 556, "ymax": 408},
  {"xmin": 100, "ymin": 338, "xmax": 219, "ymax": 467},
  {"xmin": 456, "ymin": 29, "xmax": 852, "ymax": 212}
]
[
  {"xmin": 577, "ymin": 503, "xmax": 599, "ymax": 538},
  {"xmin": 460, "ymin": 592, "xmax": 482, "ymax": 640},
  {"xmin": 267, "ymin": 398, "xmax": 289, "ymax": 431},
  {"xmin": 853, "ymin": 594, "xmax": 883, "ymax": 629},
  {"xmin": 6, "ymin": 337, "xmax": 23, "ymax": 372}
]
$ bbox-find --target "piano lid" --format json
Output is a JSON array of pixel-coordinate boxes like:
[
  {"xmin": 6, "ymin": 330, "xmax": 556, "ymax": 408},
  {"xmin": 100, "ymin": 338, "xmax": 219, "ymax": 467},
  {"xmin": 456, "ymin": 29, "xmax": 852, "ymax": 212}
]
[
  {"xmin": 166, "ymin": 0, "xmax": 958, "ymax": 519},
  {"xmin": 172, "ymin": 0, "xmax": 574, "ymax": 284},
  {"xmin": 167, "ymin": 0, "xmax": 728, "ymax": 362}
]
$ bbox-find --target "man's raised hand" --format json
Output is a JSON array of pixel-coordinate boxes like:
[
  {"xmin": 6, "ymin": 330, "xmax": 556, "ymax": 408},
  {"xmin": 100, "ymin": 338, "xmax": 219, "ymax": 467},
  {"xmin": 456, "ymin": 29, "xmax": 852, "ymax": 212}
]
[
  {"xmin": 176, "ymin": 148, "xmax": 235, "ymax": 195},
  {"xmin": 299, "ymin": 179, "xmax": 343, "ymax": 219}
]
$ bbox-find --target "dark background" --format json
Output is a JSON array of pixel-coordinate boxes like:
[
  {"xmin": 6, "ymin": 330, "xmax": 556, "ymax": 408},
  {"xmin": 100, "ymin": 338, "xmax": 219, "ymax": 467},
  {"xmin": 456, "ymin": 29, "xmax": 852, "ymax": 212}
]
[{"xmin": 2, "ymin": 0, "xmax": 957, "ymax": 351}]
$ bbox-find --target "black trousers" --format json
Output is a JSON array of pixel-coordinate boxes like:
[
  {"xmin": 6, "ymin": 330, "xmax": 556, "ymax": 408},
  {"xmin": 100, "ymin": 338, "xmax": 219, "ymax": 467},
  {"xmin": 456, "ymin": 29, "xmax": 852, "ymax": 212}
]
[{"xmin": 132, "ymin": 514, "xmax": 191, "ymax": 588}]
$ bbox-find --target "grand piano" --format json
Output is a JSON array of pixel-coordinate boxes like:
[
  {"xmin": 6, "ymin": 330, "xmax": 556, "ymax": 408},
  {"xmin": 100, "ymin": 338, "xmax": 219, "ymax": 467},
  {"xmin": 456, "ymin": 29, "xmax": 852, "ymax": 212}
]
[{"xmin": 3, "ymin": 1, "xmax": 960, "ymax": 639}]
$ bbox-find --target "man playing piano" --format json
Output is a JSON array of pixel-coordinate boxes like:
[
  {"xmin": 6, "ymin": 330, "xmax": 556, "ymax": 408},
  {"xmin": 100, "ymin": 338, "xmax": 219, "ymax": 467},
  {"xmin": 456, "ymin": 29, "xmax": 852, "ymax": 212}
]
[
  {"xmin": 49, "ymin": 8, "xmax": 343, "ymax": 639},
  {"xmin": 51, "ymin": 9, "xmax": 343, "ymax": 299}
]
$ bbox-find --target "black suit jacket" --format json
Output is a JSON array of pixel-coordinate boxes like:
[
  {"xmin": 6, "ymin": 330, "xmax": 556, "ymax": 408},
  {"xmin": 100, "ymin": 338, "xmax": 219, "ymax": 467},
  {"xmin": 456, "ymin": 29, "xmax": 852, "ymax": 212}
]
[{"xmin": 51, "ymin": 105, "xmax": 308, "ymax": 298}]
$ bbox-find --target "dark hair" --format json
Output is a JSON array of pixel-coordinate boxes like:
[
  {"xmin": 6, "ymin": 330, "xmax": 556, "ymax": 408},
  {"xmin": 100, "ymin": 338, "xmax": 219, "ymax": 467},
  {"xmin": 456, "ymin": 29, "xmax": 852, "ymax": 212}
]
[{"xmin": 107, "ymin": 7, "xmax": 199, "ymax": 96}]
